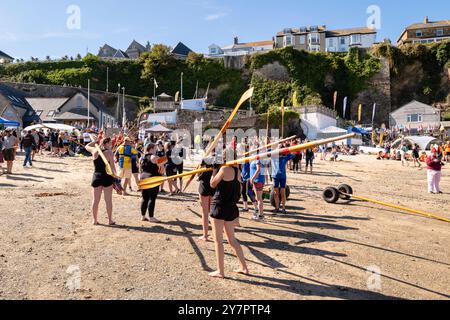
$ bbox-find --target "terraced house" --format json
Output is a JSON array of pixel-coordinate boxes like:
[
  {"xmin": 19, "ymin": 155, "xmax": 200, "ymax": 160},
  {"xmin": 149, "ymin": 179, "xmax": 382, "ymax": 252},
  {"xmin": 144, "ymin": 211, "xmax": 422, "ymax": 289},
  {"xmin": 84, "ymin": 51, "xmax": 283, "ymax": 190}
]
[
  {"xmin": 275, "ymin": 25, "xmax": 377, "ymax": 52},
  {"xmin": 397, "ymin": 17, "xmax": 450, "ymax": 45}
]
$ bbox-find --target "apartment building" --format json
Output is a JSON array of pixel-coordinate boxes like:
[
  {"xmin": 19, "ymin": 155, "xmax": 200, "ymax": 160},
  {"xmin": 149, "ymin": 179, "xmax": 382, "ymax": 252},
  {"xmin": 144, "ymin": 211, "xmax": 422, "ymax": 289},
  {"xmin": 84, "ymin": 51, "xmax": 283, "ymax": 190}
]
[
  {"xmin": 208, "ymin": 37, "xmax": 274, "ymax": 57},
  {"xmin": 397, "ymin": 17, "xmax": 450, "ymax": 45},
  {"xmin": 275, "ymin": 25, "xmax": 377, "ymax": 52}
]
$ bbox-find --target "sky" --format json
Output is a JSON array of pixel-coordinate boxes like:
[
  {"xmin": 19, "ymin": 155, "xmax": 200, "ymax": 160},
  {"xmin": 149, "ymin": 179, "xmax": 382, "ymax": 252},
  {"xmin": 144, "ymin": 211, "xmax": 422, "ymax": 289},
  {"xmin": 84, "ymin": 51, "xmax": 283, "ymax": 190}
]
[{"xmin": 0, "ymin": 0, "xmax": 449, "ymax": 60}]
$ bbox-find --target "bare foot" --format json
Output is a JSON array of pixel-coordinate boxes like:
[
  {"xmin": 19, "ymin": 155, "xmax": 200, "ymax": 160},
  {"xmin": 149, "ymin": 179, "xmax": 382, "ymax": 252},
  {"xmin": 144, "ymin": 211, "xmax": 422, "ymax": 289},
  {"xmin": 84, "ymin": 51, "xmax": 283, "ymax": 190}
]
[
  {"xmin": 234, "ymin": 268, "xmax": 249, "ymax": 276},
  {"xmin": 148, "ymin": 217, "xmax": 161, "ymax": 223},
  {"xmin": 199, "ymin": 236, "xmax": 212, "ymax": 242},
  {"xmin": 108, "ymin": 221, "xmax": 116, "ymax": 226},
  {"xmin": 93, "ymin": 221, "xmax": 99, "ymax": 226},
  {"xmin": 209, "ymin": 271, "xmax": 225, "ymax": 279}
]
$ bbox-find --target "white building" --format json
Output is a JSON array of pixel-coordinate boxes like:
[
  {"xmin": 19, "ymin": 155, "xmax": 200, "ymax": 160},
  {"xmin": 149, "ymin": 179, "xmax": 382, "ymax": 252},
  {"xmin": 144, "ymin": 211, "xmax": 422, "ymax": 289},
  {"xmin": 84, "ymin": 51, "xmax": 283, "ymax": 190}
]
[
  {"xmin": 208, "ymin": 37, "xmax": 273, "ymax": 57},
  {"xmin": 325, "ymin": 27, "xmax": 377, "ymax": 53},
  {"xmin": 299, "ymin": 105, "xmax": 338, "ymax": 140}
]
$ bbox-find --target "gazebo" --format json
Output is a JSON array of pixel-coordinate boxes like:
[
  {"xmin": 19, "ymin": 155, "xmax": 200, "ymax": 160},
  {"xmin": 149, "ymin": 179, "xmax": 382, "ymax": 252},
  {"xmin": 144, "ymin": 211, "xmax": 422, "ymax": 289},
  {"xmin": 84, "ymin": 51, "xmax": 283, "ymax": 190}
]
[{"xmin": 146, "ymin": 124, "xmax": 173, "ymax": 134}]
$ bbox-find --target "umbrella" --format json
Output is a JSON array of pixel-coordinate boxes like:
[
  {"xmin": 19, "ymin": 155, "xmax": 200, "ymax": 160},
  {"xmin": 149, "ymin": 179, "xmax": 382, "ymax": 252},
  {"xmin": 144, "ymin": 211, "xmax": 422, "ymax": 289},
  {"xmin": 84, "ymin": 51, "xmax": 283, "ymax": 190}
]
[{"xmin": 0, "ymin": 117, "xmax": 20, "ymax": 127}]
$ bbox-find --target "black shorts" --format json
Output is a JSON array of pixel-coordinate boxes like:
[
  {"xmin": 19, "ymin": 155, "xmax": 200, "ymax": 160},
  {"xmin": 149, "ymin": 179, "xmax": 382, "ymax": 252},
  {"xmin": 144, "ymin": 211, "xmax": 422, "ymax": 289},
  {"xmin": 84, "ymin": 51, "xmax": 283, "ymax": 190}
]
[
  {"xmin": 132, "ymin": 162, "xmax": 139, "ymax": 174},
  {"xmin": 306, "ymin": 158, "xmax": 314, "ymax": 166},
  {"xmin": 176, "ymin": 164, "xmax": 184, "ymax": 175},
  {"xmin": 199, "ymin": 181, "xmax": 215, "ymax": 197},
  {"xmin": 91, "ymin": 173, "xmax": 115, "ymax": 188},
  {"xmin": 166, "ymin": 166, "xmax": 176, "ymax": 177},
  {"xmin": 2, "ymin": 148, "xmax": 15, "ymax": 161},
  {"xmin": 210, "ymin": 203, "xmax": 239, "ymax": 222}
]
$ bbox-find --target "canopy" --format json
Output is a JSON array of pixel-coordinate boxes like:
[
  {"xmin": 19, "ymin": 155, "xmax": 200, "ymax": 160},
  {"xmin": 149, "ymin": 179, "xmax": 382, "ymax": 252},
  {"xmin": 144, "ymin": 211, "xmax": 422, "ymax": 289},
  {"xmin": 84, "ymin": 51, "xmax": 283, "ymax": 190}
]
[
  {"xmin": 349, "ymin": 126, "xmax": 369, "ymax": 135},
  {"xmin": 146, "ymin": 124, "xmax": 173, "ymax": 133},
  {"xmin": 392, "ymin": 136, "xmax": 441, "ymax": 151},
  {"xmin": 24, "ymin": 123, "xmax": 78, "ymax": 132},
  {"xmin": 0, "ymin": 117, "xmax": 20, "ymax": 127}
]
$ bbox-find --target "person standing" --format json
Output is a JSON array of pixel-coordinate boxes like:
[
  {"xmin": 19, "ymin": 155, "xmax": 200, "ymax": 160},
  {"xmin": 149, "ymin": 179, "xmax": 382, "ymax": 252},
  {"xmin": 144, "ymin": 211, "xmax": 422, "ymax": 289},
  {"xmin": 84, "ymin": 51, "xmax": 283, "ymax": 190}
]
[
  {"xmin": 2, "ymin": 129, "xmax": 18, "ymax": 174},
  {"xmin": 31, "ymin": 129, "xmax": 40, "ymax": 161},
  {"xmin": 20, "ymin": 131, "xmax": 36, "ymax": 168},
  {"xmin": 250, "ymin": 156, "xmax": 266, "ymax": 221},
  {"xmin": 291, "ymin": 139, "xmax": 302, "ymax": 173},
  {"xmin": 445, "ymin": 141, "xmax": 450, "ymax": 164},
  {"xmin": 85, "ymin": 137, "xmax": 117, "ymax": 226},
  {"xmin": 426, "ymin": 148, "xmax": 443, "ymax": 194},
  {"xmin": 305, "ymin": 146, "xmax": 315, "ymax": 174},
  {"xmin": 140, "ymin": 143, "xmax": 167, "ymax": 223},
  {"xmin": 197, "ymin": 158, "xmax": 216, "ymax": 241},
  {"xmin": 271, "ymin": 148, "xmax": 295, "ymax": 214},
  {"xmin": 115, "ymin": 138, "xmax": 139, "ymax": 196},
  {"xmin": 209, "ymin": 150, "xmax": 248, "ymax": 279},
  {"xmin": 412, "ymin": 144, "xmax": 422, "ymax": 168}
]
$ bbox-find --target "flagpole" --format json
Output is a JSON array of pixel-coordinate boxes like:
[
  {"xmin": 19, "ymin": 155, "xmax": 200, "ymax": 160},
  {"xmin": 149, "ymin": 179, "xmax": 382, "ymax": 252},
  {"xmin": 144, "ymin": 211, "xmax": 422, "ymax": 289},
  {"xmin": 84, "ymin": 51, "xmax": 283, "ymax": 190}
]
[
  {"xmin": 153, "ymin": 78, "xmax": 156, "ymax": 114},
  {"xmin": 87, "ymin": 79, "xmax": 90, "ymax": 129}
]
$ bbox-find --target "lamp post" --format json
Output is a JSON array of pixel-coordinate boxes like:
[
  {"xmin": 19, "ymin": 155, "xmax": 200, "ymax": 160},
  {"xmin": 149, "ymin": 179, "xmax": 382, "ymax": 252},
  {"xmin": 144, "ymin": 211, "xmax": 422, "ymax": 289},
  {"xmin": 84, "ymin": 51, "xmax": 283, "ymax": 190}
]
[
  {"xmin": 87, "ymin": 79, "xmax": 90, "ymax": 129},
  {"xmin": 106, "ymin": 67, "xmax": 109, "ymax": 92},
  {"xmin": 116, "ymin": 83, "xmax": 121, "ymax": 128},
  {"xmin": 122, "ymin": 87, "xmax": 126, "ymax": 128}
]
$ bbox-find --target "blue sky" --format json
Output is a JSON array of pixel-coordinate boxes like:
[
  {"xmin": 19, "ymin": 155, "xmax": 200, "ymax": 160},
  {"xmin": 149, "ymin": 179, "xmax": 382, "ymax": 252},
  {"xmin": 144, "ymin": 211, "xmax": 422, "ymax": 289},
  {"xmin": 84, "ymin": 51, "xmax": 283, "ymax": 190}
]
[{"xmin": 0, "ymin": 0, "xmax": 449, "ymax": 60}]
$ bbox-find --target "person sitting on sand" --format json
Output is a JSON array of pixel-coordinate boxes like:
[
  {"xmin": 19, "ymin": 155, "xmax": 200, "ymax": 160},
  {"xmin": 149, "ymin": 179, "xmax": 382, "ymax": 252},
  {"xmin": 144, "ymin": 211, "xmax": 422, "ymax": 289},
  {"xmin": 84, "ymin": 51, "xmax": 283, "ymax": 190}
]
[
  {"xmin": 209, "ymin": 148, "xmax": 249, "ymax": 279},
  {"xmin": 86, "ymin": 137, "xmax": 117, "ymax": 226}
]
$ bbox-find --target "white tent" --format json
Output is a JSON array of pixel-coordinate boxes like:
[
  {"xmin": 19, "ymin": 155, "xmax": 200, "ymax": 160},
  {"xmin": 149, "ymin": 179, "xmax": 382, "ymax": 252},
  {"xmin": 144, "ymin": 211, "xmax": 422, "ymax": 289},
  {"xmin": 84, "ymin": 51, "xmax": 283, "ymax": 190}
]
[
  {"xmin": 392, "ymin": 136, "xmax": 441, "ymax": 151},
  {"xmin": 24, "ymin": 123, "xmax": 78, "ymax": 132},
  {"xmin": 146, "ymin": 124, "xmax": 173, "ymax": 133}
]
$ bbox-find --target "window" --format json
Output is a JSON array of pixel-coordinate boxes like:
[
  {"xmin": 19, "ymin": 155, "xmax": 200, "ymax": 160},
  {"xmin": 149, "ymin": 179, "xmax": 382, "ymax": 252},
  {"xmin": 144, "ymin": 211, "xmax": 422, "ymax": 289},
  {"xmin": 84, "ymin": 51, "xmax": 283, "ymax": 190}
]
[
  {"xmin": 407, "ymin": 114, "xmax": 423, "ymax": 123},
  {"xmin": 299, "ymin": 35, "xmax": 306, "ymax": 45},
  {"xmin": 210, "ymin": 47, "xmax": 217, "ymax": 54},
  {"xmin": 340, "ymin": 37, "xmax": 346, "ymax": 45},
  {"xmin": 416, "ymin": 30, "xmax": 422, "ymax": 37},
  {"xmin": 351, "ymin": 34, "xmax": 361, "ymax": 44},
  {"xmin": 309, "ymin": 33, "xmax": 320, "ymax": 44},
  {"xmin": 284, "ymin": 36, "xmax": 293, "ymax": 46},
  {"xmin": 437, "ymin": 29, "xmax": 444, "ymax": 36},
  {"xmin": 47, "ymin": 111, "xmax": 55, "ymax": 117},
  {"xmin": 35, "ymin": 110, "xmax": 43, "ymax": 117}
]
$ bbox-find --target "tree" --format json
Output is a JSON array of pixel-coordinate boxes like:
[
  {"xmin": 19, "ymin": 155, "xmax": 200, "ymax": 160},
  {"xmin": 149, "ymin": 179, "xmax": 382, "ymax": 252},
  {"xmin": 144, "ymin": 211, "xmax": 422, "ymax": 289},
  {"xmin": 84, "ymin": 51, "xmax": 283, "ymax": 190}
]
[
  {"xmin": 140, "ymin": 44, "xmax": 176, "ymax": 80},
  {"xmin": 46, "ymin": 56, "xmax": 51, "ymax": 61},
  {"xmin": 76, "ymin": 54, "xmax": 82, "ymax": 60}
]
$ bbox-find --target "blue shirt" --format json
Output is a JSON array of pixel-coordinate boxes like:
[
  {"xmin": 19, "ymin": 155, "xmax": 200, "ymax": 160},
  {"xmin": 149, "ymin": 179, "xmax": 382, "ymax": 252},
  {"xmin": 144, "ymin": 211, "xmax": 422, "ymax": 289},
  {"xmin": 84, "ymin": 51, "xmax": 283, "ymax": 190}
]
[
  {"xmin": 241, "ymin": 162, "xmax": 251, "ymax": 181},
  {"xmin": 250, "ymin": 160, "xmax": 265, "ymax": 184},
  {"xmin": 271, "ymin": 154, "xmax": 295, "ymax": 179}
]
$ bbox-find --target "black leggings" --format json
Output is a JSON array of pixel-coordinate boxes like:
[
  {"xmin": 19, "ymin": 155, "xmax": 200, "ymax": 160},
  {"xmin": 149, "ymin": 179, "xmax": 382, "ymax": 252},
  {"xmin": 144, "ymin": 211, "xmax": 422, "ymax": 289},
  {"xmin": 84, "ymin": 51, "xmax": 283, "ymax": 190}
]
[
  {"xmin": 141, "ymin": 187, "xmax": 159, "ymax": 217},
  {"xmin": 293, "ymin": 154, "xmax": 301, "ymax": 171},
  {"xmin": 241, "ymin": 180, "xmax": 256, "ymax": 203}
]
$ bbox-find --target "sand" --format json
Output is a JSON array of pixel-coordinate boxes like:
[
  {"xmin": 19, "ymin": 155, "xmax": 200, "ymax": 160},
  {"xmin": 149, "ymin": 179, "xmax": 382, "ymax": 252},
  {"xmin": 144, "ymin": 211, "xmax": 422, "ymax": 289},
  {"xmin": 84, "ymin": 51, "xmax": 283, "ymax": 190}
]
[{"xmin": 0, "ymin": 151, "xmax": 449, "ymax": 300}]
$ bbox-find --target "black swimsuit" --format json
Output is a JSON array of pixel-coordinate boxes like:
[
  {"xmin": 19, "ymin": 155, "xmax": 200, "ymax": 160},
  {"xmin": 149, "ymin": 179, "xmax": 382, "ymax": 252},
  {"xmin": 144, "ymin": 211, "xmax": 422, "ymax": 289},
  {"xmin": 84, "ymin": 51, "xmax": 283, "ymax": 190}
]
[
  {"xmin": 198, "ymin": 160, "xmax": 215, "ymax": 197},
  {"xmin": 210, "ymin": 167, "xmax": 240, "ymax": 222},
  {"xmin": 91, "ymin": 154, "xmax": 115, "ymax": 188}
]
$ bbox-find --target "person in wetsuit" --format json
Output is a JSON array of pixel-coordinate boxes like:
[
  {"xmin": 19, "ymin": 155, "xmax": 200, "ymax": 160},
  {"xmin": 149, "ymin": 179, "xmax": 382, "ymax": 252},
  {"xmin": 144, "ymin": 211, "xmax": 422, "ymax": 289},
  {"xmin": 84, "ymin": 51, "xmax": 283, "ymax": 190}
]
[{"xmin": 197, "ymin": 156, "xmax": 216, "ymax": 242}]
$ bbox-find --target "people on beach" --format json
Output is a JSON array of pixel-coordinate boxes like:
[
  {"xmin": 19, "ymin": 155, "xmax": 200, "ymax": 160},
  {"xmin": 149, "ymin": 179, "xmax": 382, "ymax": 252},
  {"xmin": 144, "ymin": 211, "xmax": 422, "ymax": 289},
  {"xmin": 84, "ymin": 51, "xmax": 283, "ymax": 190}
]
[
  {"xmin": 305, "ymin": 146, "xmax": 315, "ymax": 174},
  {"xmin": 20, "ymin": 131, "xmax": 36, "ymax": 168},
  {"xmin": 426, "ymin": 148, "xmax": 443, "ymax": 195},
  {"xmin": 291, "ymin": 139, "xmax": 302, "ymax": 173},
  {"xmin": 197, "ymin": 158, "xmax": 216, "ymax": 241},
  {"xmin": 270, "ymin": 147, "xmax": 295, "ymax": 214},
  {"xmin": 1, "ymin": 129, "xmax": 18, "ymax": 174},
  {"xmin": 85, "ymin": 137, "xmax": 117, "ymax": 226},
  {"xmin": 209, "ymin": 149, "xmax": 248, "ymax": 279},
  {"xmin": 140, "ymin": 143, "xmax": 167, "ymax": 223}
]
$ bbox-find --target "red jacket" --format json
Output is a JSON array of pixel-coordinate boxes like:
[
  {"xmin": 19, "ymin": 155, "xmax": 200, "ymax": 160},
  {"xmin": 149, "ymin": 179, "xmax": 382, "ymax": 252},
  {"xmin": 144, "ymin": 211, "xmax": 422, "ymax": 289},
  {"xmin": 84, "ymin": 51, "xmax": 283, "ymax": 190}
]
[{"xmin": 426, "ymin": 156, "xmax": 442, "ymax": 171}]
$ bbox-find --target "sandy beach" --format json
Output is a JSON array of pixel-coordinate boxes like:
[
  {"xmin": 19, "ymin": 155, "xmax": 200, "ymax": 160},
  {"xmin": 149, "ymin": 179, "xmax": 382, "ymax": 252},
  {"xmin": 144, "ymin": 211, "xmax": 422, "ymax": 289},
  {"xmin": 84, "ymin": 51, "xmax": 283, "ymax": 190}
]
[{"xmin": 0, "ymin": 152, "xmax": 449, "ymax": 300}]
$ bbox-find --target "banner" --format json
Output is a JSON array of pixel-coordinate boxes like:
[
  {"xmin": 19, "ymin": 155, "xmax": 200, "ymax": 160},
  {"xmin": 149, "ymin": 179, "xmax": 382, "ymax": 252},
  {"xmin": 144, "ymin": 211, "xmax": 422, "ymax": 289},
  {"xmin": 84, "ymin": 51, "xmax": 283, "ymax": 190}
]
[
  {"xmin": 343, "ymin": 97, "xmax": 348, "ymax": 119},
  {"xmin": 154, "ymin": 78, "xmax": 159, "ymax": 89},
  {"xmin": 358, "ymin": 104, "xmax": 362, "ymax": 123},
  {"xmin": 281, "ymin": 98, "xmax": 285, "ymax": 116},
  {"xmin": 292, "ymin": 91, "xmax": 299, "ymax": 108},
  {"xmin": 333, "ymin": 91, "xmax": 338, "ymax": 110},
  {"xmin": 372, "ymin": 103, "xmax": 377, "ymax": 123}
]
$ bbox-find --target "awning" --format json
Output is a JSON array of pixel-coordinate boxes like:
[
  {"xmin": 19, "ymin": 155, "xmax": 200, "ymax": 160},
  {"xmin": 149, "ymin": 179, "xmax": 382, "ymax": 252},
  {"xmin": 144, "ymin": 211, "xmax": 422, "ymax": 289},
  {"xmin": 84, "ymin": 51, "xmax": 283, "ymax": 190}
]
[
  {"xmin": 146, "ymin": 124, "xmax": 173, "ymax": 133},
  {"xmin": 0, "ymin": 117, "xmax": 20, "ymax": 127}
]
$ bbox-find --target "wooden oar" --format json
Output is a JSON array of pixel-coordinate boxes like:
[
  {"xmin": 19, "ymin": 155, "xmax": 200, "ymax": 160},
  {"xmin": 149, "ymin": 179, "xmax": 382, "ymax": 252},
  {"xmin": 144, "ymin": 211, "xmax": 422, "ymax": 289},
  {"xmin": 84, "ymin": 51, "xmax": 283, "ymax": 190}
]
[
  {"xmin": 182, "ymin": 88, "xmax": 254, "ymax": 192},
  {"xmin": 242, "ymin": 135, "xmax": 297, "ymax": 157},
  {"xmin": 94, "ymin": 144, "xmax": 120, "ymax": 179},
  {"xmin": 140, "ymin": 133, "xmax": 355, "ymax": 190}
]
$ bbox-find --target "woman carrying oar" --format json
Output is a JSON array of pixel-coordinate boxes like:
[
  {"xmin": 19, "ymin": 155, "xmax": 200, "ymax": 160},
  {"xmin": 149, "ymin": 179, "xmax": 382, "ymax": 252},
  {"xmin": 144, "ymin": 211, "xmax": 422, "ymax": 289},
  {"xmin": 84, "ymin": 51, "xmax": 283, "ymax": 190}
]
[
  {"xmin": 85, "ymin": 136, "xmax": 117, "ymax": 226},
  {"xmin": 139, "ymin": 143, "xmax": 168, "ymax": 223}
]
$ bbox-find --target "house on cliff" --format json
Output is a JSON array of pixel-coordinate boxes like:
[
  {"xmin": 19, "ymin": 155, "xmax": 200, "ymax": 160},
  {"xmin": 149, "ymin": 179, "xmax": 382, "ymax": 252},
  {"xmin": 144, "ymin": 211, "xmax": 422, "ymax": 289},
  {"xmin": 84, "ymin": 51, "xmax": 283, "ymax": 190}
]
[{"xmin": 0, "ymin": 84, "xmax": 39, "ymax": 127}]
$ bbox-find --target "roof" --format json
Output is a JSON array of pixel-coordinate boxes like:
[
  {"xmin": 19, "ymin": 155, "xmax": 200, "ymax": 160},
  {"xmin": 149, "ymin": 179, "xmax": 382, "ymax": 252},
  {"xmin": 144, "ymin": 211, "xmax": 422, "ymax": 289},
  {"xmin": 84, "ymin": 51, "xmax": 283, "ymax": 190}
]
[
  {"xmin": 113, "ymin": 50, "xmax": 129, "ymax": 59},
  {"xmin": 0, "ymin": 83, "xmax": 33, "ymax": 109},
  {"xmin": 277, "ymin": 26, "xmax": 327, "ymax": 36},
  {"xmin": 326, "ymin": 27, "xmax": 377, "ymax": 37},
  {"xmin": 56, "ymin": 91, "xmax": 114, "ymax": 117},
  {"xmin": 390, "ymin": 100, "xmax": 438, "ymax": 116},
  {"xmin": 53, "ymin": 108, "xmax": 97, "ymax": 121},
  {"xmin": 98, "ymin": 44, "xmax": 118, "ymax": 57},
  {"xmin": 320, "ymin": 126, "xmax": 348, "ymax": 134},
  {"xmin": 224, "ymin": 40, "xmax": 274, "ymax": 50},
  {"xmin": 127, "ymin": 40, "xmax": 146, "ymax": 52},
  {"xmin": 171, "ymin": 42, "xmax": 194, "ymax": 56},
  {"xmin": 0, "ymin": 50, "xmax": 14, "ymax": 60},
  {"xmin": 147, "ymin": 124, "xmax": 173, "ymax": 133},
  {"xmin": 405, "ymin": 20, "xmax": 450, "ymax": 30},
  {"xmin": 26, "ymin": 98, "xmax": 70, "ymax": 122}
]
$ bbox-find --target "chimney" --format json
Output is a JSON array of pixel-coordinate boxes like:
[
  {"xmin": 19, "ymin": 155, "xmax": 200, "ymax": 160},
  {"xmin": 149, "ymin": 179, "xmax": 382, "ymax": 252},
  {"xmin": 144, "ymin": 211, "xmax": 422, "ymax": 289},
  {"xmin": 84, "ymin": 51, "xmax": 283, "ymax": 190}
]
[
  {"xmin": 424, "ymin": 16, "xmax": 429, "ymax": 24},
  {"xmin": 234, "ymin": 36, "xmax": 239, "ymax": 45}
]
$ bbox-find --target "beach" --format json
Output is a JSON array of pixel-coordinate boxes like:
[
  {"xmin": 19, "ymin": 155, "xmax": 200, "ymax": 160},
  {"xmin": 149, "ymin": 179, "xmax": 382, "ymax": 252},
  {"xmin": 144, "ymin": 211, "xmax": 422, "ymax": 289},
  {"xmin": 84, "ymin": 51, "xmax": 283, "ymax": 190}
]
[{"xmin": 0, "ymin": 153, "xmax": 449, "ymax": 300}]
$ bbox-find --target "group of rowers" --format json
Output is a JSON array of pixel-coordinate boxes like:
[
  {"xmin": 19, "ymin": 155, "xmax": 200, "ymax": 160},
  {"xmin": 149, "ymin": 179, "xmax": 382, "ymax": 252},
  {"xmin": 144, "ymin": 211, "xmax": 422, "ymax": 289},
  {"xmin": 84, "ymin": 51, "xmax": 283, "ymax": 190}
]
[{"xmin": 85, "ymin": 133, "xmax": 314, "ymax": 279}]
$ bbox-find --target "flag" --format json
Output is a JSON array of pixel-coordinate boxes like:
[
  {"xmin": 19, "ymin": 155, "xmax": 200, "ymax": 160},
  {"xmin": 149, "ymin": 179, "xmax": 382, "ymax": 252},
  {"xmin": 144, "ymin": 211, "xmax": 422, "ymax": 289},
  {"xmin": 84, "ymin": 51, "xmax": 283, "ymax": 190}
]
[
  {"xmin": 358, "ymin": 104, "xmax": 362, "ymax": 123},
  {"xmin": 292, "ymin": 91, "xmax": 299, "ymax": 108},
  {"xmin": 333, "ymin": 91, "xmax": 338, "ymax": 110},
  {"xmin": 372, "ymin": 103, "xmax": 377, "ymax": 123},
  {"xmin": 343, "ymin": 97, "xmax": 348, "ymax": 119},
  {"xmin": 372, "ymin": 129, "xmax": 376, "ymax": 145},
  {"xmin": 281, "ymin": 98, "xmax": 285, "ymax": 116},
  {"xmin": 154, "ymin": 78, "xmax": 159, "ymax": 89},
  {"xmin": 379, "ymin": 131, "xmax": 384, "ymax": 145},
  {"xmin": 175, "ymin": 91, "xmax": 180, "ymax": 102}
]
